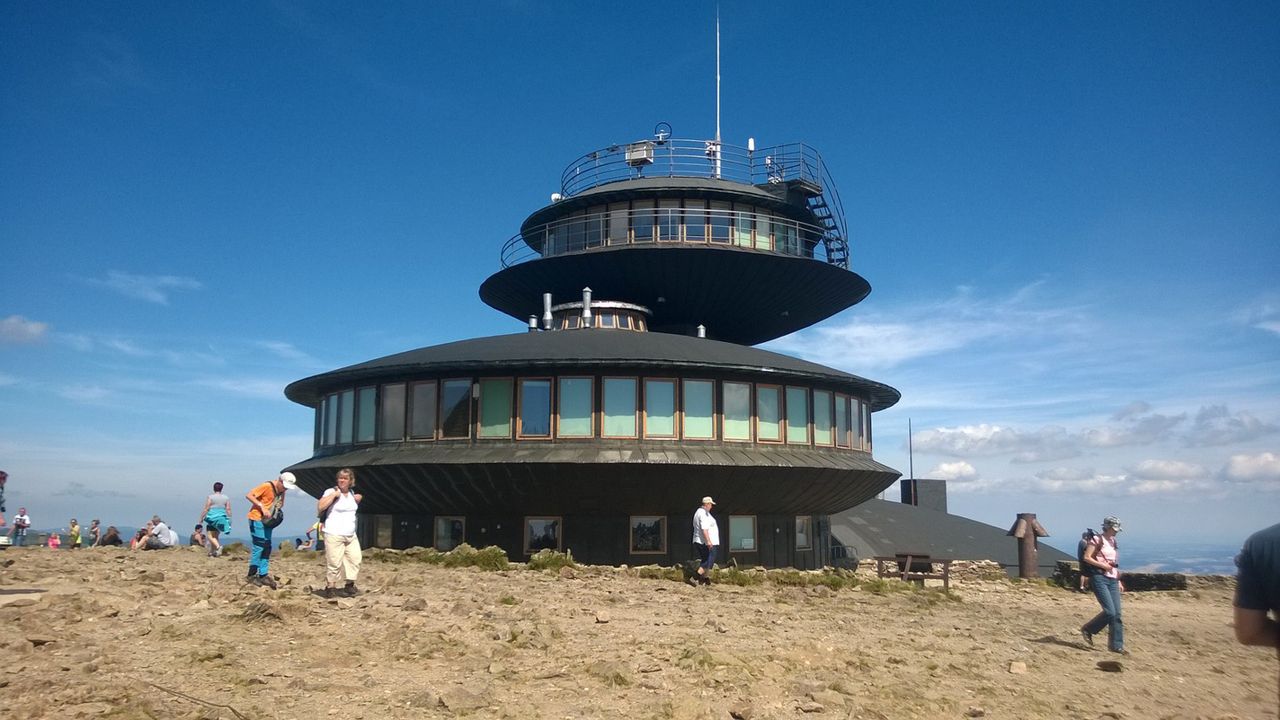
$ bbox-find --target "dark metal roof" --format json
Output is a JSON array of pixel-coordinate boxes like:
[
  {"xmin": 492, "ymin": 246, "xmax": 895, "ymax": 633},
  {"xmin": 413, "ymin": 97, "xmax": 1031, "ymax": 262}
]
[
  {"xmin": 479, "ymin": 246, "xmax": 871, "ymax": 345},
  {"xmin": 284, "ymin": 328, "xmax": 901, "ymax": 410},
  {"xmin": 832, "ymin": 499, "xmax": 1073, "ymax": 576}
]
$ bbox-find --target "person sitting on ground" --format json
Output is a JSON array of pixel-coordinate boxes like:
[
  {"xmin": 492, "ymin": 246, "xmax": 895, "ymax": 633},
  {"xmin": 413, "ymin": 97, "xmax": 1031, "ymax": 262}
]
[
  {"xmin": 99, "ymin": 526, "xmax": 123, "ymax": 547},
  {"xmin": 190, "ymin": 524, "xmax": 206, "ymax": 547},
  {"xmin": 47, "ymin": 532, "xmax": 61, "ymax": 549},
  {"xmin": 142, "ymin": 515, "xmax": 176, "ymax": 550},
  {"xmin": 131, "ymin": 527, "xmax": 148, "ymax": 550}
]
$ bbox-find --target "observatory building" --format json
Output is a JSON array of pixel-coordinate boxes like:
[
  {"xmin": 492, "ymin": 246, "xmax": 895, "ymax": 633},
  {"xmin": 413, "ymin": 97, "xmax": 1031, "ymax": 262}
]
[{"xmin": 284, "ymin": 131, "xmax": 902, "ymax": 568}]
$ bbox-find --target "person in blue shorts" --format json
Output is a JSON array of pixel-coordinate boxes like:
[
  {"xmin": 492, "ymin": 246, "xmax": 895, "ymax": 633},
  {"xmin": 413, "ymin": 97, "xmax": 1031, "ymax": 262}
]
[{"xmin": 200, "ymin": 482, "xmax": 232, "ymax": 557}]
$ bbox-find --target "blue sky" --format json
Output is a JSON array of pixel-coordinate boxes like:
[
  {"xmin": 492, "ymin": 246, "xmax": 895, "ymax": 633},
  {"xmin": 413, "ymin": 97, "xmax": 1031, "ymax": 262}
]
[{"xmin": 2, "ymin": 2, "xmax": 1277, "ymax": 548}]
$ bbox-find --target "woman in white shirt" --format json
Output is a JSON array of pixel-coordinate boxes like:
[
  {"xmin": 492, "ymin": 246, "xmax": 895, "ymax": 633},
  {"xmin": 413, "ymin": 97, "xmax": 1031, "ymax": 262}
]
[
  {"xmin": 317, "ymin": 467, "xmax": 363, "ymax": 598},
  {"xmin": 1081, "ymin": 516, "xmax": 1127, "ymax": 654}
]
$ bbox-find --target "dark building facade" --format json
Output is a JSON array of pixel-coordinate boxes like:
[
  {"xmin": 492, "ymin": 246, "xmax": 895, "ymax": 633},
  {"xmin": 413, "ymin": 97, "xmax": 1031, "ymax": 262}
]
[{"xmin": 284, "ymin": 134, "xmax": 902, "ymax": 568}]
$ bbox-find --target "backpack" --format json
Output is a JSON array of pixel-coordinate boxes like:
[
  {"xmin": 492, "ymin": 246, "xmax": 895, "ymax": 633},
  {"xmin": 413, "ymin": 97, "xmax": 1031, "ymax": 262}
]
[{"xmin": 1077, "ymin": 529, "xmax": 1117, "ymax": 575}]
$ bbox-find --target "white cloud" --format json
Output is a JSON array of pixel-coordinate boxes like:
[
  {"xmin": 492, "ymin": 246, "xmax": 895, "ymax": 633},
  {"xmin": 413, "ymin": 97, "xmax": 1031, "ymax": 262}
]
[
  {"xmin": 1188, "ymin": 405, "xmax": 1278, "ymax": 446},
  {"xmin": 1221, "ymin": 452, "xmax": 1280, "ymax": 486},
  {"xmin": 0, "ymin": 373, "xmax": 17, "ymax": 387},
  {"xmin": 1111, "ymin": 401, "xmax": 1150, "ymax": 421},
  {"xmin": 1081, "ymin": 411, "xmax": 1185, "ymax": 447},
  {"xmin": 0, "ymin": 315, "xmax": 49, "ymax": 344},
  {"xmin": 1257, "ymin": 320, "xmax": 1280, "ymax": 336},
  {"xmin": 57, "ymin": 384, "xmax": 112, "ymax": 403},
  {"xmin": 928, "ymin": 460, "xmax": 979, "ymax": 482},
  {"xmin": 89, "ymin": 271, "xmax": 202, "ymax": 305},
  {"xmin": 258, "ymin": 340, "xmax": 318, "ymax": 364},
  {"xmin": 197, "ymin": 377, "xmax": 289, "ymax": 400}
]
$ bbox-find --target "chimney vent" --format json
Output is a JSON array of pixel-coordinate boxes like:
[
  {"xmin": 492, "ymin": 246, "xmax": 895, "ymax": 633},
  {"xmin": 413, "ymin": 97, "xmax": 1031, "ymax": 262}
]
[{"xmin": 542, "ymin": 293, "xmax": 553, "ymax": 330}]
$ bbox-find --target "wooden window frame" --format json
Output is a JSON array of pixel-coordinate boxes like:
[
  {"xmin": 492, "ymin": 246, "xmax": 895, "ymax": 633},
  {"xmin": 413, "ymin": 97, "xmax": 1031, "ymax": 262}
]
[
  {"xmin": 795, "ymin": 515, "xmax": 813, "ymax": 550},
  {"xmin": 728, "ymin": 515, "xmax": 758, "ymax": 553},
  {"xmin": 680, "ymin": 378, "xmax": 716, "ymax": 441},
  {"xmin": 434, "ymin": 516, "xmax": 465, "ymax": 552},
  {"xmin": 629, "ymin": 515, "xmax": 667, "ymax": 555},
  {"xmin": 438, "ymin": 377, "xmax": 473, "ymax": 440},
  {"xmin": 642, "ymin": 377, "xmax": 678, "ymax": 439},
  {"xmin": 813, "ymin": 389, "xmax": 835, "ymax": 447},
  {"xmin": 835, "ymin": 393, "xmax": 852, "ymax": 449},
  {"xmin": 523, "ymin": 516, "xmax": 563, "ymax": 555},
  {"xmin": 477, "ymin": 377, "xmax": 514, "ymax": 440},
  {"xmin": 408, "ymin": 379, "xmax": 439, "ymax": 441},
  {"xmin": 784, "ymin": 385, "xmax": 810, "ymax": 445},
  {"xmin": 516, "ymin": 377, "xmax": 554, "ymax": 440},
  {"xmin": 721, "ymin": 380, "xmax": 753, "ymax": 443},
  {"xmin": 601, "ymin": 376, "xmax": 639, "ymax": 439},
  {"xmin": 354, "ymin": 385, "xmax": 377, "ymax": 445},
  {"xmin": 755, "ymin": 383, "xmax": 783, "ymax": 444},
  {"xmin": 555, "ymin": 376, "xmax": 595, "ymax": 439},
  {"xmin": 378, "ymin": 382, "xmax": 407, "ymax": 443}
]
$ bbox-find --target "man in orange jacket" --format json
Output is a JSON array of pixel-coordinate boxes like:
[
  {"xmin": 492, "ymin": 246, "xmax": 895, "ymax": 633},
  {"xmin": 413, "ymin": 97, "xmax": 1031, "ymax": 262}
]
[{"xmin": 245, "ymin": 472, "xmax": 295, "ymax": 588}]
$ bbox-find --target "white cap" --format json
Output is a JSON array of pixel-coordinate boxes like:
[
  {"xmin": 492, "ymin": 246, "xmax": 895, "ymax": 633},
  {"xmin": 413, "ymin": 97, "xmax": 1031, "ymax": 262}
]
[
  {"xmin": 701, "ymin": 496, "xmax": 716, "ymax": 506},
  {"xmin": 278, "ymin": 471, "xmax": 298, "ymax": 490}
]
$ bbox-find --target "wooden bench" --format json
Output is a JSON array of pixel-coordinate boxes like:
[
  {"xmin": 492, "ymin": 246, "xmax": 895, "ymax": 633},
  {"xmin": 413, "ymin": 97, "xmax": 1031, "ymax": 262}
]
[{"xmin": 874, "ymin": 554, "xmax": 952, "ymax": 590}]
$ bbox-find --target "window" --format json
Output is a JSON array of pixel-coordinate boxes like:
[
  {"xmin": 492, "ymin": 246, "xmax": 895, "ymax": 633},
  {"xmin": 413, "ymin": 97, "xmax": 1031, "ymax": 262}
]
[
  {"xmin": 440, "ymin": 379, "xmax": 472, "ymax": 439},
  {"xmin": 598, "ymin": 313, "xmax": 616, "ymax": 329},
  {"xmin": 854, "ymin": 399, "xmax": 865, "ymax": 449},
  {"xmin": 785, "ymin": 386, "xmax": 809, "ymax": 444},
  {"xmin": 657, "ymin": 200, "xmax": 681, "ymax": 241},
  {"xmin": 410, "ymin": 381, "xmax": 438, "ymax": 439},
  {"xmin": 356, "ymin": 386, "xmax": 376, "ymax": 443},
  {"xmin": 754, "ymin": 212, "xmax": 772, "ymax": 250},
  {"xmin": 434, "ymin": 517, "xmax": 465, "ymax": 551},
  {"xmin": 709, "ymin": 201, "xmax": 731, "ymax": 243},
  {"xmin": 323, "ymin": 394, "xmax": 338, "ymax": 446},
  {"xmin": 630, "ymin": 516, "xmax": 667, "ymax": 554},
  {"xmin": 756, "ymin": 385, "xmax": 782, "ymax": 442},
  {"xmin": 813, "ymin": 390, "xmax": 834, "ymax": 445},
  {"xmin": 524, "ymin": 516, "xmax": 562, "ymax": 554},
  {"xmin": 379, "ymin": 383, "xmax": 406, "ymax": 442},
  {"xmin": 644, "ymin": 378, "xmax": 676, "ymax": 438},
  {"xmin": 518, "ymin": 378, "xmax": 552, "ymax": 438},
  {"xmin": 632, "ymin": 200, "xmax": 654, "ymax": 243},
  {"xmin": 374, "ymin": 515, "xmax": 393, "ymax": 547},
  {"xmin": 584, "ymin": 208, "xmax": 604, "ymax": 249},
  {"xmin": 602, "ymin": 377, "xmax": 637, "ymax": 437},
  {"xmin": 557, "ymin": 377, "xmax": 593, "ymax": 437},
  {"xmin": 864, "ymin": 407, "xmax": 872, "ymax": 450},
  {"xmin": 774, "ymin": 218, "xmax": 799, "ymax": 255},
  {"xmin": 734, "ymin": 206, "xmax": 753, "ymax": 247},
  {"xmin": 478, "ymin": 378, "xmax": 512, "ymax": 438},
  {"xmin": 835, "ymin": 394, "xmax": 850, "ymax": 448},
  {"xmin": 607, "ymin": 202, "xmax": 629, "ymax": 245},
  {"xmin": 338, "ymin": 389, "xmax": 355, "ymax": 444},
  {"xmin": 684, "ymin": 200, "xmax": 707, "ymax": 242},
  {"xmin": 722, "ymin": 381, "xmax": 752, "ymax": 441},
  {"xmin": 564, "ymin": 314, "xmax": 581, "ymax": 330},
  {"xmin": 682, "ymin": 379, "xmax": 714, "ymax": 439},
  {"xmin": 796, "ymin": 516, "xmax": 812, "ymax": 550},
  {"xmin": 729, "ymin": 516, "xmax": 757, "ymax": 552}
]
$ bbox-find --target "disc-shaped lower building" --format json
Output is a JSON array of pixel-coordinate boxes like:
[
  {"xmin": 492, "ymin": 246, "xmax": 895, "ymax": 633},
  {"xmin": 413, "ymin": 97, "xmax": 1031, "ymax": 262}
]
[{"xmin": 284, "ymin": 134, "xmax": 903, "ymax": 567}]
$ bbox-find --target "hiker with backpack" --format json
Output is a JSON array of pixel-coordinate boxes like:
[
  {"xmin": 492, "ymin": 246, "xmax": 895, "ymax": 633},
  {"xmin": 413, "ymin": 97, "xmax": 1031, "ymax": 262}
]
[
  {"xmin": 316, "ymin": 467, "xmax": 362, "ymax": 598},
  {"xmin": 1080, "ymin": 516, "xmax": 1128, "ymax": 655}
]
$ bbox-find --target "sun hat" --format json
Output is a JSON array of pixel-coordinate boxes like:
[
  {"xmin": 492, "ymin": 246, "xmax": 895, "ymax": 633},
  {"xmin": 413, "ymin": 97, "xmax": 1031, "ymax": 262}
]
[
  {"xmin": 1102, "ymin": 516, "xmax": 1122, "ymax": 531},
  {"xmin": 701, "ymin": 496, "xmax": 716, "ymax": 505},
  {"xmin": 278, "ymin": 471, "xmax": 298, "ymax": 490}
]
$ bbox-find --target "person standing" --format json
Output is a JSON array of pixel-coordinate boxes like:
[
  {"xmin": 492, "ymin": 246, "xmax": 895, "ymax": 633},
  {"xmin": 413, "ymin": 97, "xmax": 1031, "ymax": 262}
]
[
  {"xmin": 11, "ymin": 508, "xmax": 30, "ymax": 547},
  {"xmin": 245, "ymin": 472, "xmax": 294, "ymax": 589},
  {"xmin": 317, "ymin": 468, "xmax": 363, "ymax": 598},
  {"xmin": 1233, "ymin": 521, "xmax": 1280, "ymax": 706},
  {"xmin": 1081, "ymin": 516, "xmax": 1127, "ymax": 655},
  {"xmin": 88, "ymin": 519, "xmax": 101, "ymax": 547},
  {"xmin": 69, "ymin": 519, "xmax": 82, "ymax": 549},
  {"xmin": 691, "ymin": 496, "xmax": 719, "ymax": 586},
  {"xmin": 200, "ymin": 482, "xmax": 232, "ymax": 557}
]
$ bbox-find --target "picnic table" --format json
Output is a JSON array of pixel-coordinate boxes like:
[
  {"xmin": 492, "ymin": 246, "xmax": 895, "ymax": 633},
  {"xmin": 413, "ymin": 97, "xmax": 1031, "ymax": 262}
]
[{"xmin": 874, "ymin": 553, "xmax": 953, "ymax": 590}]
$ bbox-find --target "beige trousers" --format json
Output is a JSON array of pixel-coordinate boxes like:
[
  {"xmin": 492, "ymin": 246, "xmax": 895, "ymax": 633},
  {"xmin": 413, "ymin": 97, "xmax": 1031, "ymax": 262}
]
[{"xmin": 323, "ymin": 532, "xmax": 362, "ymax": 587}]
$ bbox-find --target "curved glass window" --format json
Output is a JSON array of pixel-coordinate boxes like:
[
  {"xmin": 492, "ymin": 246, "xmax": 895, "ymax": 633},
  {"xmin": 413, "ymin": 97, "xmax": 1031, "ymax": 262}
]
[
  {"xmin": 479, "ymin": 378, "xmax": 513, "ymax": 438},
  {"xmin": 785, "ymin": 386, "xmax": 809, "ymax": 444},
  {"xmin": 338, "ymin": 390, "xmax": 355, "ymax": 444},
  {"xmin": 813, "ymin": 390, "xmax": 833, "ymax": 445},
  {"xmin": 682, "ymin": 379, "xmax": 714, "ymax": 439},
  {"xmin": 410, "ymin": 381, "xmax": 438, "ymax": 439},
  {"xmin": 756, "ymin": 385, "xmax": 782, "ymax": 442},
  {"xmin": 558, "ymin": 377, "xmax": 593, "ymax": 437},
  {"xmin": 835, "ymin": 394, "xmax": 850, "ymax": 448},
  {"xmin": 519, "ymin": 379, "xmax": 552, "ymax": 438},
  {"xmin": 379, "ymin": 383, "xmax": 406, "ymax": 442},
  {"xmin": 723, "ymin": 382, "xmax": 751, "ymax": 441},
  {"xmin": 440, "ymin": 379, "xmax": 471, "ymax": 439},
  {"xmin": 644, "ymin": 379, "xmax": 676, "ymax": 438}
]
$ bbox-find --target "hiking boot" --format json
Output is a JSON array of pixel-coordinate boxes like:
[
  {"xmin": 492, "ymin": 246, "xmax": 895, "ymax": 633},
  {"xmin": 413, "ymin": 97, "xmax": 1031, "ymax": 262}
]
[
  {"xmin": 1081, "ymin": 628, "xmax": 1094, "ymax": 648},
  {"xmin": 342, "ymin": 582, "xmax": 360, "ymax": 597},
  {"xmin": 321, "ymin": 587, "xmax": 335, "ymax": 599},
  {"xmin": 257, "ymin": 575, "xmax": 278, "ymax": 590}
]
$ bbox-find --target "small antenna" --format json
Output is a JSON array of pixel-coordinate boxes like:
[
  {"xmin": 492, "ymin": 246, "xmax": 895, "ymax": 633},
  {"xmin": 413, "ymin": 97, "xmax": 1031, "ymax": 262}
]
[
  {"xmin": 908, "ymin": 418, "xmax": 915, "ymax": 479},
  {"xmin": 713, "ymin": 3, "xmax": 722, "ymax": 178}
]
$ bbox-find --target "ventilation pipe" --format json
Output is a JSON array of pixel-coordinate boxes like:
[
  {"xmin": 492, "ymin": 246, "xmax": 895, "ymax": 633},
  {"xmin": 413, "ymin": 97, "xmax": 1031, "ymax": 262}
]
[
  {"xmin": 696, "ymin": 324, "xmax": 706, "ymax": 338},
  {"xmin": 581, "ymin": 287, "xmax": 593, "ymax": 328},
  {"xmin": 542, "ymin": 293, "xmax": 553, "ymax": 331},
  {"xmin": 527, "ymin": 316, "xmax": 538, "ymax": 333}
]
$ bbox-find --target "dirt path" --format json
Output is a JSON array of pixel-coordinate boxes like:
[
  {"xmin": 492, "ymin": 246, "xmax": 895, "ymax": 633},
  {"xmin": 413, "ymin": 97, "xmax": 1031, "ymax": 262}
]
[{"xmin": 0, "ymin": 546, "xmax": 1274, "ymax": 719}]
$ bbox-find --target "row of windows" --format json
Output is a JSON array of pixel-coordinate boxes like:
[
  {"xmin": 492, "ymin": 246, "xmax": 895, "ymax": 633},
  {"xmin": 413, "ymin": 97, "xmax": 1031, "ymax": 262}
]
[
  {"xmin": 536, "ymin": 200, "xmax": 817, "ymax": 258},
  {"xmin": 315, "ymin": 377, "xmax": 873, "ymax": 450},
  {"xmin": 559, "ymin": 310, "xmax": 647, "ymax": 331},
  {"xmin": 372, "ymin": 514, "xmax": 813, "ymax": 556}
]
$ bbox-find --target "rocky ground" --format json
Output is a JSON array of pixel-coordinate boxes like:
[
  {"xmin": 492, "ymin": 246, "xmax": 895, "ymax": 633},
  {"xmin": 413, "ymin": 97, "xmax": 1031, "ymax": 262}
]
[{"xmin": 0, "ymin": 544, "xmax": 1275, "ymax": 720}]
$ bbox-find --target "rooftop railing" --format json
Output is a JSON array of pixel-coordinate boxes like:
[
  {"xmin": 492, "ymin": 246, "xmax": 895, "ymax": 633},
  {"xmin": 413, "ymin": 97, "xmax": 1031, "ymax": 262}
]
[{"xmin": 500, "ymin": 206, "xmax": 836, "ymax": 268}]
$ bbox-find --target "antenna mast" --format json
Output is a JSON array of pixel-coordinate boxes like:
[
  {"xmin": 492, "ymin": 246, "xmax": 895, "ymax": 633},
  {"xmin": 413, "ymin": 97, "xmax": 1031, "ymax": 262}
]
[
  {"xmin": 908, "ymin": 418, "xmax": 914, "ymax": 479},
  {"xmin": 713, "ymin": 3, "xmax": 722, "ymax": 178}
]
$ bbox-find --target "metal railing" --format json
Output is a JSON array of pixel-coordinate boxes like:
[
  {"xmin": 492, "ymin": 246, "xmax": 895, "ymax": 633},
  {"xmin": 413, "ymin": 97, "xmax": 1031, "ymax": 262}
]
[
  {"xmin": 500, "ymin": 207, "xmax": 835, "ymax": 268},
  {"xmin": 557, "ymin": 138, "xmax": 848, "ymax": 247}
]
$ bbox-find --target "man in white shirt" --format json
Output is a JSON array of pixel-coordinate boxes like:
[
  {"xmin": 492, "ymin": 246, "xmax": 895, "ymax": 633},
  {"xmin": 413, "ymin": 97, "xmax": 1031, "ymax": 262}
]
[
  {"xmin": 11, "ymin": 508, "xmax": 31, "ymax": 547},
  {"xmin": 691, "ymin": 496, "xmax": 719, "ymax": 586},
  {"xmin": 143, "ymin": 515, "xmax": 176, "ymax": 550}
]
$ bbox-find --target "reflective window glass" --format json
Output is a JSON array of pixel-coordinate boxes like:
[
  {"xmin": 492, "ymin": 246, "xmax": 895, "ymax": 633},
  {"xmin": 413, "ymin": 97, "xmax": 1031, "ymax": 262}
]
[
  {"xmin": 608, "ymin": 203, "xmax": 629, "ymax": 245},
  {"xmin": 356, "ymin": 386, "xmax": 376, "ymax": 443},
  {"xmin": 379, "ymin": 383, "xmax": 406, "ymax": 442},
  {"xmin": 644, "ymin": 379, "xmax": 676, "ymax": 437},
  {"xmin": 658, "ymin": 200, "xmax": 681, "ymax": 241},
  {"xmin": 756, "ymin": 385, "xmax": 782, "ymax": 442},
  {"xmin": 410, "ymin": 381, "xmax": 438, "ymax": 439},
  {"xmin": 796, "ymin": 516, "xmax": 812, "ymax": 549},
  {"xmin": 435, "ymin": 517, "xmax": 465, "ymax": 551},
  {"xmin": 630, "ymin": 516, "xmax": 666, "ymax": 554},
  {"xmin": 682, "ymin": 380, "xmax": 714, "ymax": 439},
  {"xmin": 785, "ymin": 387, "xmax": 808, "ymax": 444},
  {"xmin": 338, "ymin": 389, "xmax": 355, "ymax": 444},
  {"xmin": 835, "ymin": 394, "xmax": 850, "ymax": 448},
  {"xmin": 324, "ymin": 394, "xmax": 338, "ymax": 446},
  {"xmin": 684, "ymin": 200, "xmax": 707, "ymax": 241},
  {"xmin": 599, "ymin": 313, "xmax": 616, "ymax": 328},
  {"xmin": 813, "ymin": 390, "xmax": 833, "ymax": 445},
  {"xmin": 754, "ymin": 211, "xmax": 772, "ymax": 250},
  {"xmin": 632, "ymin": 200, "xmax": 654, "ymax": 243},
  {"xmin": 440, "ymin": 379, "xmax": 471, "ymax": 439},
  {"xmin": 558, "ymin": 377, "xmax": 593, "ymax": 437},
  {"xmin": 855, "ymin": 400, "xmax": 866, "ymax": 448},
  {"xmin": 709, "ymin": 201, "xmax": 731, "ymax": 243},
  {"xmin": 524, "ymin": 516, "xmax": 561, "ymax": 554},
  {"xmin": 603, "ymin": 377, "xmax": 637, "ymax": 437},
  {"xmin": 734, "ymin": 205, "xmax": 753, "ymax": 247},
  {"xmin": 729, "ymin": 516, "xmax": 757, "ymax": 552},
  {"xmin": 723, "ymin": 381, "xmax": 751, "ymax": 441},
  {"xmin": 519, "ymin": 379, "xmax": 552, "ymax": 437},
  {"xmin": 479, "ymin": 378, "xmax": 512, "ymax": 438}
]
